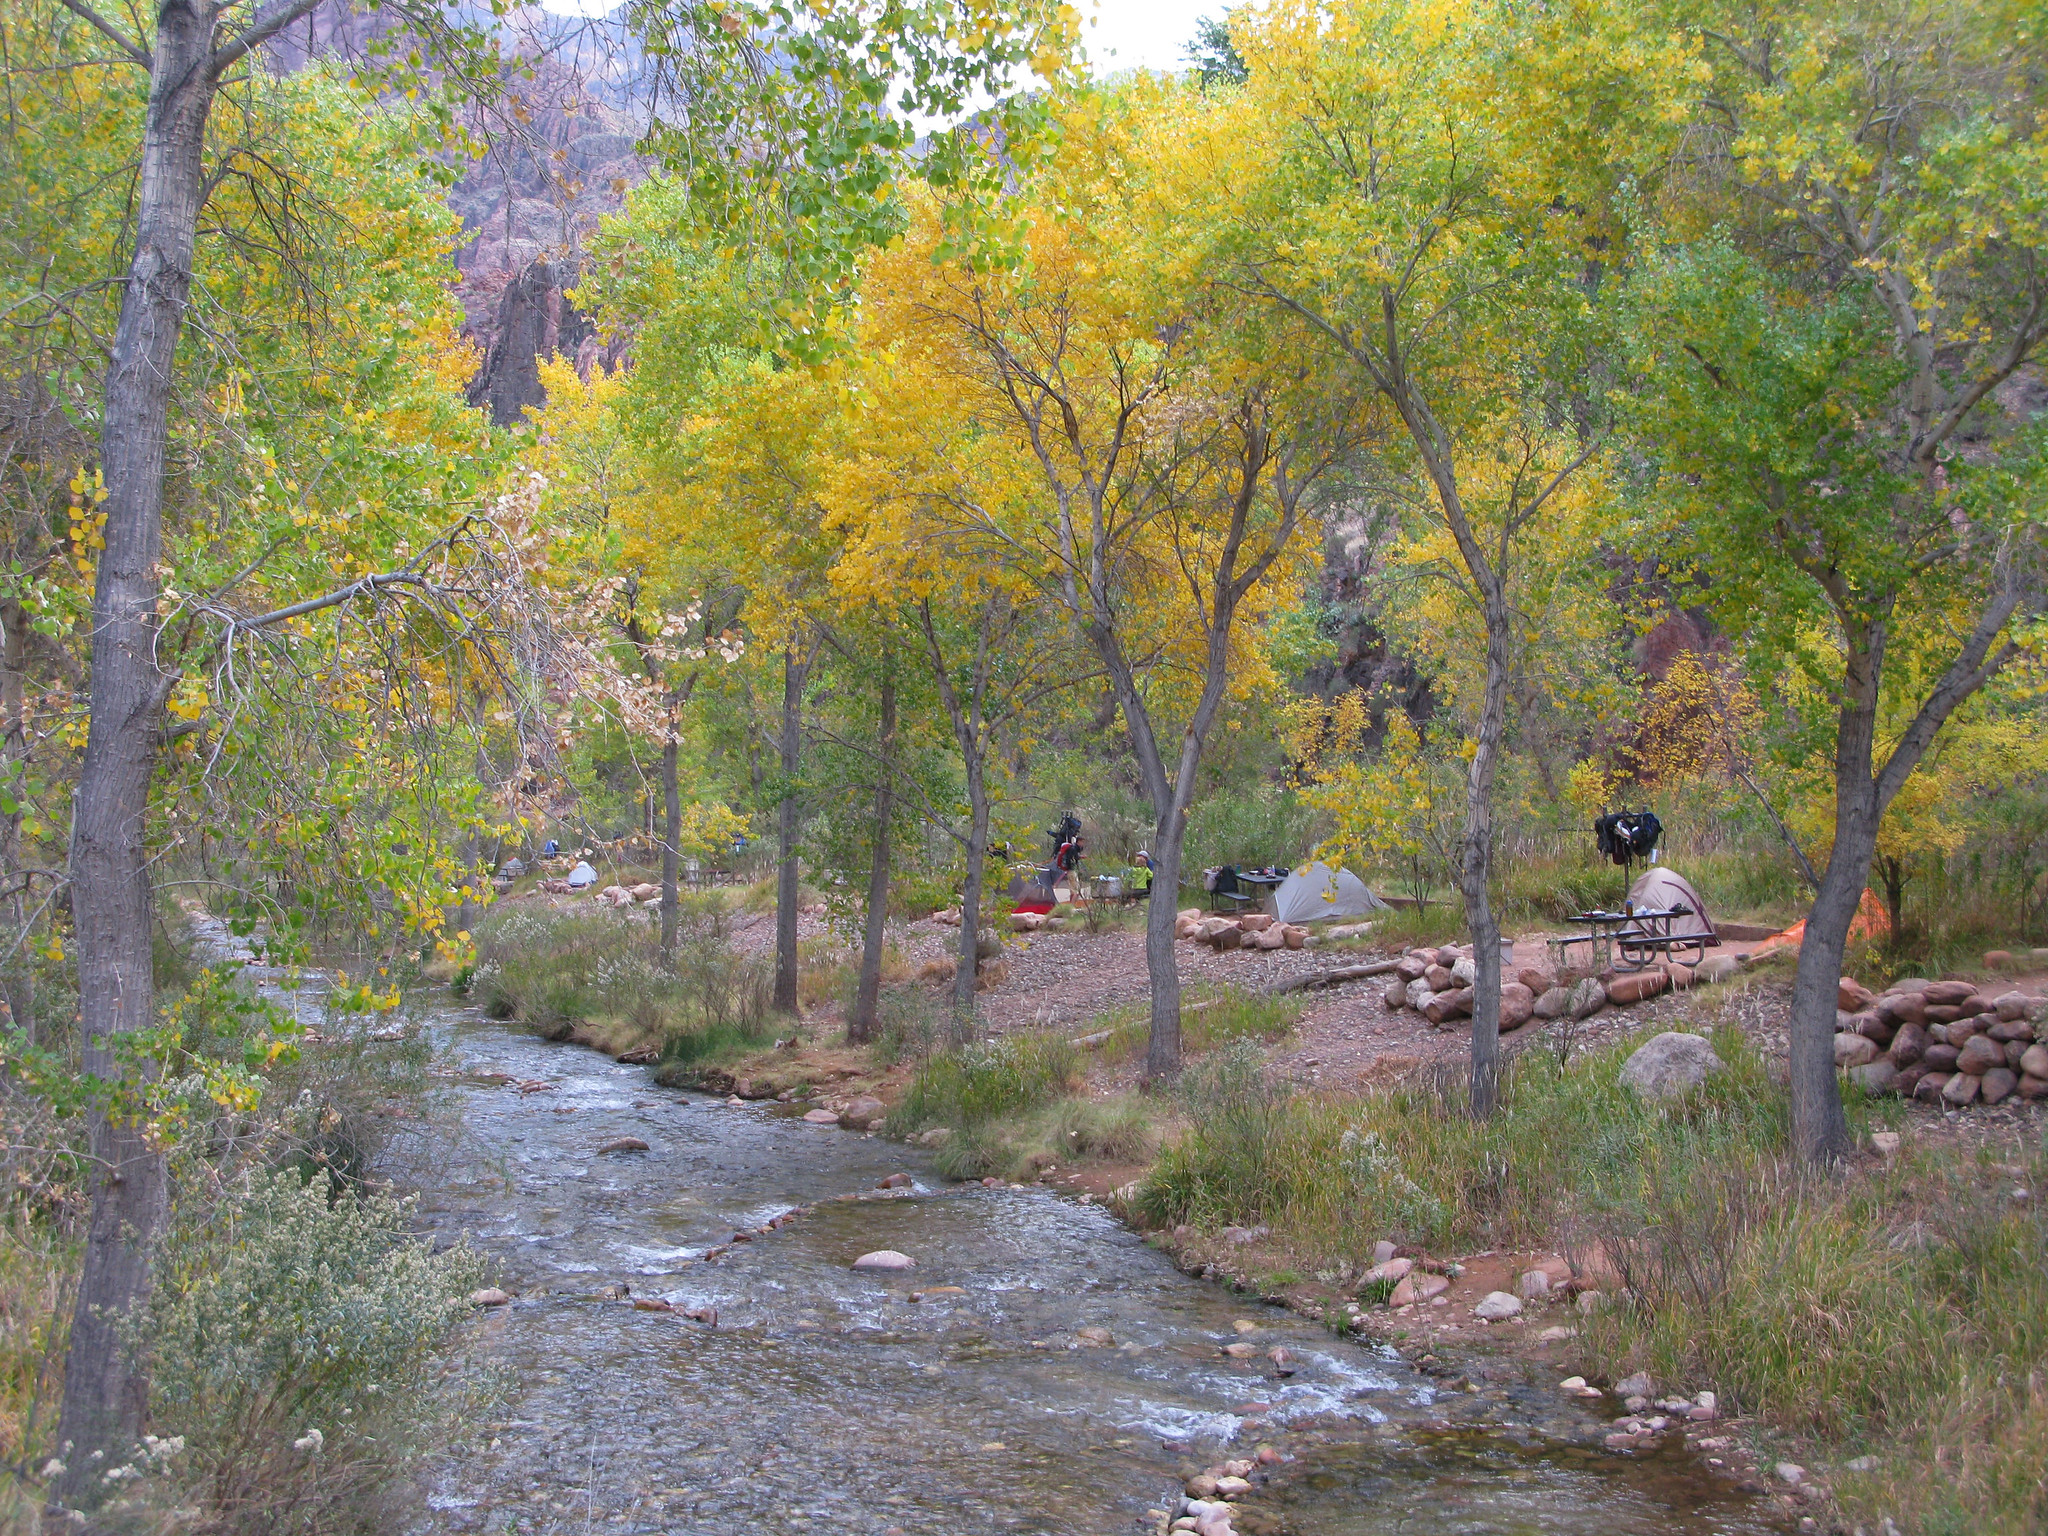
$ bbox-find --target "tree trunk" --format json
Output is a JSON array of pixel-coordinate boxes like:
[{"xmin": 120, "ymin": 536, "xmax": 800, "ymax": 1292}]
[
  {"xmin": 660, "ymin": 729, "xmax": 680, "ymax": 957},
  {"xmin": 1875, "ymin": 852, "xmax": 1907, "ymax": 942},
  {"xmin": 53, "ymin": 2, "xmax": 216, "ymax": 1507},
  {"xmin": 772, "ymin": 647, "xmax": 803, "ymax": 1014},
  {"xmin": 1460, "ymin": 585, "xmax": 1514, "ymax": 1119},
  {"xmin": 952, "ymin": 777, "xmax": 986, "ymax": 1043},
  {"xmin": 1142, "ymin": 808, "xmax": 1187, "ymax": 1081},
  {"xmin": 849, "ymin": 665, "xmax": 896, "ymax": 1045},
  {"xmin": 0, "ymin": 599, "xmax": 34, "ymax": 1042}
]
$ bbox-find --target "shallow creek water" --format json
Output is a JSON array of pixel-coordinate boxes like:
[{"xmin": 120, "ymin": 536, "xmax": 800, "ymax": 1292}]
[{"xmin": 407, "ymin": 1003, "xmax": 1779, "ymax": 1536}]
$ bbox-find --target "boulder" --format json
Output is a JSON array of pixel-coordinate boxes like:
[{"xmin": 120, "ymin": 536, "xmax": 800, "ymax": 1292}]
[
  {"xmin": 1424, "ymin": 963, "xmax": 1456, "ymax": 991},
  {"xmin": 1988, "ymin": 1016, "xmax": 2037, "ymax": 1044},
  {"xmin": 1533, "ymin": 986, "xmax": 1573, "ymax": 1020},
  {"xmin": 1922, "ymin": 1042, "xmax": 1962, "ymax": 1073},
  {"xmin": 1395, "ymin": 954, "xmax": 1430, "ymax": 982},
  {"xmin": 1252, "ymin": 927, "xmax": 1287, "ymax": 950},
  {"xmin": 1833, "ymin": 1032, "xmax": 1879, "ymax": 1069},
  {"xmin": 1838, "ymin": 977, "xmax": 1877, "ymax": 1012},
  {"xmin": 1878, "ymin": 992, "xmax": 1928, "ymax": 1026},
  {"xmin": 1499, "ymin": 982, "xmax": 1536, "ymax": 1031},
  {"xmin": 1696, "ymin": 953, "xmax": 1741, "ymax": 984},
  {"xmin": 802, "ymin": 1108, "xmax": 841, "ymax": 1124},
  {"xmin": 1956, "ymin": 1034, "xmax": 2006, "ymax": 1077},
  {"xmin": 2019, "ymin": 1074, "xmax": 2048, "ymax": 1100},
  {"xmin": 1849, "ymin": 1011, "xmax": 1893, "ymax": 1045},
  {"xmin": 2007, "ymin": 1039, "xmax": 2032, "ymax": 1069},
  {"xmin": 1606, "ymin": 969, "xmax": 1670, "ymax": 1007},
  {"xmin": 1179, "ymin": 907, "xmax": 1204, "ymax": 922},
  {"xmin": 1663, "ymin": 961, "xmax": 1695, "ymax": 990},
  {"xmin": 1435, "ymin": 946, "xmax": 1466, "ymax": 967},
  {"xmin": 1923, "ymin": 980, "xmax": 1976, "ymax": 1007},
  {"xmin": 1239, "ymin": 913, "xmax": 1274, "ymax": 932},
  {"xmin": 1946, "ymin": 1015, "xmax": 1983, "ymax": 1048},
  {"xmin": 1619, "ymin": 1032, "xmax": 1726, "ymax": 1100},
  {"xmin": 1452, "ymin": 956, "xmax": 1478, "ymax": 986},
  {"xmin": 1282, "ymin": 925, "xmax": 1307, "ymax": 949},
  {"xmin": 1925, "ymin": 1004, "xmax": 1965, "ymax": 1025},
  {"xmin": 2021, "ymin": 1043, "xmax": 2048, "ymax": 1079},
  {"xmin": 1570, "ymin": 976, "xmax": 1609, "ymax": 1020},
  {"xmin": 1980, "ymin": 1067, "xmax": 2018, "ymax": 1106},
  {"xmin": 1473, "ymin": 1291, "xmax": 1524, "ymax": 1321},
  {"xmin": 1382, "ymin": 980, "xmax": 1408, "ymax": 1009},
  {"xmin": 1517, "ymin": 1269, "xmax": 1552, "ymax": 1300},
  {"xmin": 1889, "ymin": 1023, "xmax": 1929, "ymax": 1067},
  {"xmin": 852, "ymin": 1250, "xmax": 916, "ymax": 1271},
  {"xmin": 1519, "ymin": 964, "xmax": 1559, "ymax": 995},
  {"xmin": 1176, "ymin": 917, "xmax": 1202, "ymax": 940},
  {"xmin": 597, "ymin": 1136, "xmax": 651, "ymax": 1154},
  {"xmin": 1895, "ymin": 1061, "xmax": 1932, "ymax": 1097},
  {"xmin": 1406, "ymin": 977, "xmax": 1437, "ymax": 1011},
  {"xmin": 1848, "ymin": 1059, "xmax": 1899, "ymax": 1095},
  {"xmin": 1942, "ymin": 1072, "xmax": 1982, "ymax": 1106},
  {"xmin": 1957, "ymin": 994, "xmax": 1997, "ymax": 1018},
  {"xmin": 470, "ymin": 1287, "xmax": 513, "ymax": 1307},
  {"xmin": 1011, "ymin": 911, "xmax": 1047, "ymax": 932},
  {"xmin": 1984, "ymin": 949, "xmax": 2017, "ymax": 969},
  {"xmin": 839, "ymin": 1095, "xmax": 887, "ymax": 1129},
  {"xmin": 1215, "ymin": 926, "xmax": 1244, "ymax": 951},
  {"xmin": 1421, "ymin": 987, "xmax": 1474, "ymax": 1025},
  {"xmin": 1913, "ymin": 1071, "xmax": 1951, "ymax": 1103},
  {"xmin": 1364, "ymin": 1257, "xmax": 1413, "ymax": 1285},
  {"xmin": 629, "ymin": 882, "xmax": 660, "ymax": 903},
  {"xmin": 1994, "ymin": 991, "xmax": 2037, "ymax": 1022},
  {"xmin": 1891, "ymin": 976, "xmax": 1933, "ymax": 993}
]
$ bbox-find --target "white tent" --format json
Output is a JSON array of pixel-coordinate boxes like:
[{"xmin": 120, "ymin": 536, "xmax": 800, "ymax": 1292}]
[
  {"xmin": 567, "ymin": 860, "xmax": 599, "ymax": 890},
  {"xmin": 1270, "ymin": 862, "xmax": 1387, "ymax": 923},
  {"xmin": 1625, "ymin": 866, "xmax": 1714, "ymax": 938}
]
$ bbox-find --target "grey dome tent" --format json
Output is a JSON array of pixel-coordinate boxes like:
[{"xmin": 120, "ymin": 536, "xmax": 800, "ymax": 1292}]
[
  {"xmin": 1270, "ymin": 862, "xmax": 1387, "ymax": 923},
  {"xmin": 1625, "ymin": 866, "xmax": 1714, "ymax": 939}
]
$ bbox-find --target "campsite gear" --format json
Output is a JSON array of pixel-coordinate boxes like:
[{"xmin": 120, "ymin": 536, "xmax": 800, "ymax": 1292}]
[
  {"xmin": 1268, "ymin": 863, "xmax": 1387, "ymax": 924},
  {"xmin": 1594, "ymin": 811, "xmax": 1662, "ymax": 865},
  {"xmin": 566, "ymin": 860, "xmax": 599, "ymax": 890},
  {"xmin": 542, "ymin": 839, "xmax": 559, "ymax": 857}
]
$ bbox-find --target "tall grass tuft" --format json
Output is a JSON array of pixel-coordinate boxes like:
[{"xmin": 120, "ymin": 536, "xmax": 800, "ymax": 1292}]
[{"xmin": 470, "ymin": 905, "xmax": 773, "ymax": 1068}]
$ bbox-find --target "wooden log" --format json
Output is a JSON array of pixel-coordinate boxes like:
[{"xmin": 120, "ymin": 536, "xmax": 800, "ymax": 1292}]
[{"xmin": 1277, "ymin": 959, "xmax": 1402, "ymax": 993}]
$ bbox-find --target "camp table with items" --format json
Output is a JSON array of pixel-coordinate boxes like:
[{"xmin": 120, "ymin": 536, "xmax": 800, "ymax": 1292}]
[
  {"xmin": 1549, "ymin": 905, "xmax": 1719, "ymax": 974},
  {"xmin": 1214, "ymin": 868, "xmax": 1287, "ymax": 914}
]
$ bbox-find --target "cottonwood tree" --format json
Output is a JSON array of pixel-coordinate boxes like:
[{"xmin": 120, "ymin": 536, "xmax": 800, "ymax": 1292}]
[
  {"xmin": 1629, "ymin": 0, "xmax": 2048, "ymax": 1160},
  {"xmin": 33, "ymin": 0, "xmax": 1075, "ymax": 1499},
  {"xmin": 850, "ymin": 109, "xmax": 1366, "ymax": 1079},
  {"xmin": 1220, "ymin": 0, "xmax": 1679, "ymax": 1113}
]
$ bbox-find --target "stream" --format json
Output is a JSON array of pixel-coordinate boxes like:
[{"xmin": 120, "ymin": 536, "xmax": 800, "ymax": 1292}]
[{"xmin": 396, "ymin": 1000, "xmax": 1779, "ymax": 1536}]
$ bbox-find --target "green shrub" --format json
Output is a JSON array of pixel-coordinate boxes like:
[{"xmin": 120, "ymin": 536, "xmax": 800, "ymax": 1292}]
[
  {"xmin": 1097, "ymin": 986, "xmax": 1300, "ymax": 1063},
  {"xmin": 132, "ymin": 1170, "xmax": 491, "ymax": 1535}
]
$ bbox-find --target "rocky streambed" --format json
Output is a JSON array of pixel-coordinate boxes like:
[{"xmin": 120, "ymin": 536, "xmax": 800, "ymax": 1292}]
[{"xmin": 399, "ymin": 999, "xmax": 1780, "ymax": 1536}]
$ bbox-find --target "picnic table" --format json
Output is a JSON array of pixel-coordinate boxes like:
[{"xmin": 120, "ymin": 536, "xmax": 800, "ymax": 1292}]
[
  {"xmin": 1215, "ymin": 867, "xmax": 1287, "ymax": 914},
  {"xmin": 1548, "ymin": 905, "xmax": 1717, "ymax": 973}
]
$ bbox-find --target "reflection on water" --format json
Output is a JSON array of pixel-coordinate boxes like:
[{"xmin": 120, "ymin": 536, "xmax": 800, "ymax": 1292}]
[{"xmin": 408, "ymin": 1005, "xmax": 1779, "ymax": 1536}]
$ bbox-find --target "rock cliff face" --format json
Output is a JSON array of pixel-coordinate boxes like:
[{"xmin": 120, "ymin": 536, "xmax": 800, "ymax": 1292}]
[{"xmin": 266, "ymin": 2, "xmax": 651, "ymax": 421}]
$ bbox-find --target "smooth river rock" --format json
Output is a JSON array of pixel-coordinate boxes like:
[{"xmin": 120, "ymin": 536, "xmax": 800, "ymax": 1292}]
[{"xmin": 852, "ymin": 1249, "xmax": 916, "ymax": 1271}]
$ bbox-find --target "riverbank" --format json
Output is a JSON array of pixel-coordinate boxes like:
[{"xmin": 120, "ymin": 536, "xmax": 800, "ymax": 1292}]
[{"xmin": 472, "ymin": 896, "xmax": 2047, "ymax": 1534}]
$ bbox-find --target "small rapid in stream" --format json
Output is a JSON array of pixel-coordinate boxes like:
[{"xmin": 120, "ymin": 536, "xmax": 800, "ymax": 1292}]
[{"xmin": 395, "ymin": 999, "xmax": 1778, "ymax": 1536}]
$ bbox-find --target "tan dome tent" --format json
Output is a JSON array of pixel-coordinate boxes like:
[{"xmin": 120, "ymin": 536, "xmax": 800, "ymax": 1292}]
[
  {"xmin": 1270, "ymin": 862, "xmax": 1387, "ymax": 924},
  {"xmin": 1625, "ymin": 866, "xmax": 1715, "ymax": 939}
]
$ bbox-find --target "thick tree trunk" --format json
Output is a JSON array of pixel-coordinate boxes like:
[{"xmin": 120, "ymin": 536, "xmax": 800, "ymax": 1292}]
[
  {"xmin": 1460, "ymin": 588, "xmax": 1513, "ymax": 1118},
  {"xmin": 952, "ymin": 780, "xmax": 987, "ymax": 1043},
  {"xmin": 1789, "ymin": 698, "xmax": 1881, "ymax": 1162},
  {"xmin": 660, "ymin": 731, "xmax": 680, "ymax": 956},
  {"xmin": 1142, "ymin": 808, "xmax": 1187, "ymax": 1082},
  {"xmin": 772, "ymin": 648, "xmax": 803, "ymax": 1014},
  {"xmin": 849, "ymin": 666, "xmax": 896, "ymax": 1045},
  {"xmin": 53, "ymin": 3, "xmax": 216, "ymax": 1508}
]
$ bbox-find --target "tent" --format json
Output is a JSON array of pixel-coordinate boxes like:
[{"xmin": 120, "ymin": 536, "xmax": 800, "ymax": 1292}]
[
  {"xmin": 1270, "ymin": 862, "xmax": 1387, "ymax": 923},
  {"xmin": 566, "ymin": 860, "xmax": 599, "ymax": 890},
  {"xmin": 1624, "ymin": 866, "xmax": 1714, "ymax": 938}
]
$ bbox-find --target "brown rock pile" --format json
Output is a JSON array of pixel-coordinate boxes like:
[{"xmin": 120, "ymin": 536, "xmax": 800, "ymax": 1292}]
[
  {"xmin": 1379, "ymin": 945, "xmax": 1570, "ymax": 1031},
  {"xmin": 1834, "ymin": 976, "xmax": 2047, "ymax": 1107},
  {"xmin": 1170, "ymin": 907, "xmax": 1310, "ymax": 952}
]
